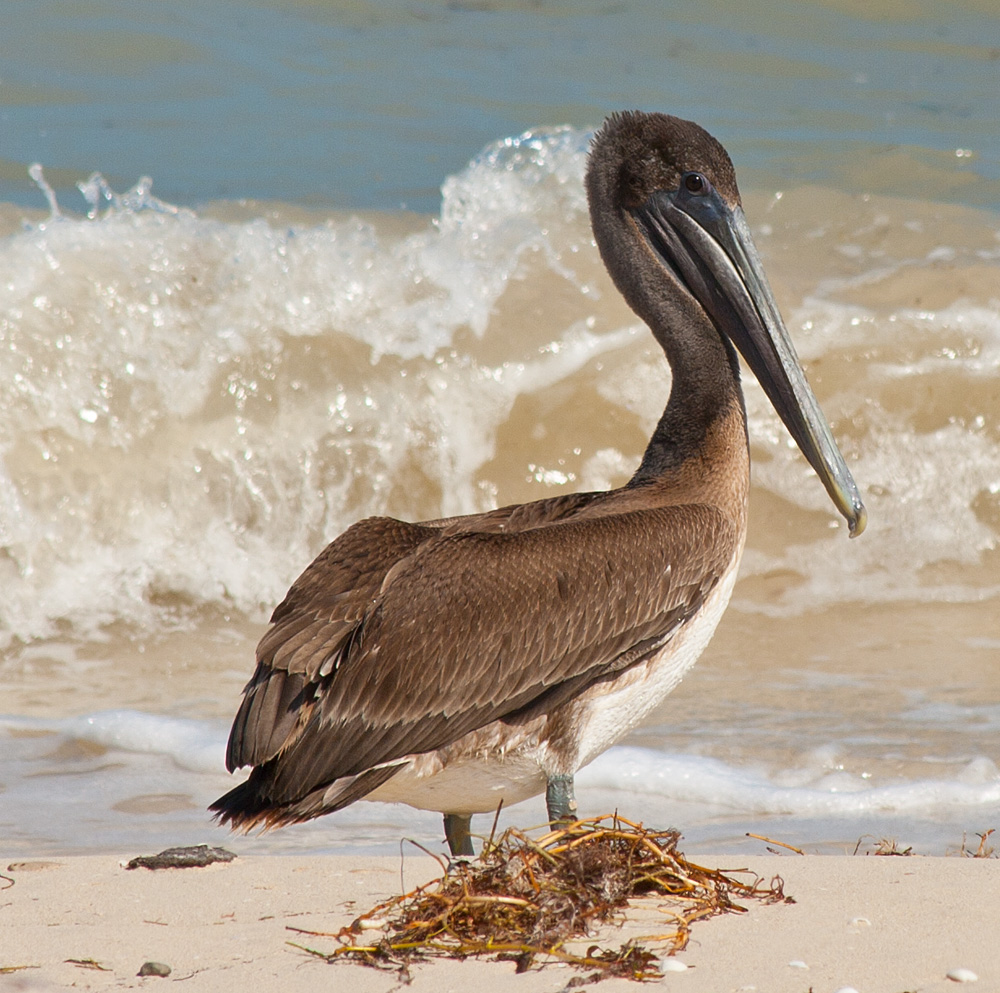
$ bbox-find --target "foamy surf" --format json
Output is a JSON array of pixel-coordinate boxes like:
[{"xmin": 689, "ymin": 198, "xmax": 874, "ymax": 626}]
[
  {"xmin": 2, "ymin": 129, "xmax": 999, "ymax": 653},
  {"xmin": 2, "ymin": 710, "xmax": 997, "ymax": 857}
]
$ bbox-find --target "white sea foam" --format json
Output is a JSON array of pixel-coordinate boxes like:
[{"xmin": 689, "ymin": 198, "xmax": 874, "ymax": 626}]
[
  {"xmin": 738, "ymin": 289, "xmax": 1000, "ymax": 613},
  {"xmin": 2, "ymin": 130, "xmax": 1000, "ymax": 645},
  {"xmin": 2, "ymin": 710, "xmax": 998, "ymax": 855},
  {"xmin": 61, "ymin": 710, "xmax": 227, "ymax": 773},
  {"xmin": 0, "ymin": 130, "xmax": 617, "ymax": 646},
  {"xmin": 579, "ymin": 746, "xmax": 1000, "ymax": 817}
]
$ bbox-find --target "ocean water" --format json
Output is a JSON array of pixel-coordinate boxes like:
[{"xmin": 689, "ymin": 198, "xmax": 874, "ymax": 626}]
[{"xmin": 1, "ymin": 0, "xmax": 999, "ymax": 858}]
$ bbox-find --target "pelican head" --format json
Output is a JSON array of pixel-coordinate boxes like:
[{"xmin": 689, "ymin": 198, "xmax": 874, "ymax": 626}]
[{"xmin": 587, "ymin": 111, "xmax": 865, "ymax": 536}]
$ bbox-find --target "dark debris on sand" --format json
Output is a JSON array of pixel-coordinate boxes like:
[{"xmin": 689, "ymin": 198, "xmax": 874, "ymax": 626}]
[
  {"xmin": 125, "ymin": 845, "xmax": 237, "ymax": 870},
  {"xmin": 289, "ymin": 814, "xmax": 790, "ymax": 983}
]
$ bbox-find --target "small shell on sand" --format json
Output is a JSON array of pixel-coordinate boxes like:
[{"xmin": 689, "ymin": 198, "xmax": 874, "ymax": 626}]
[
  {"xmin": 946, "ymin": 968, "xmax": 978, "ymax": 983},
  {"xmin": 660, "ymin": 957, "xmax": 688, "ymax": 973}
]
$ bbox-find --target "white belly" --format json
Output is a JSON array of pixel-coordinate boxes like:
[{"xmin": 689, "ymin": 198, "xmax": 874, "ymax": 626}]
[
  {"xmin": 571, "ymin": 555, "xmax": 740, "ymax": 769},
  {"xmin": 370, "ymin": 747, "xmax": 548, "ymax": 815},
  {"xmin": 369, "ymin": 555, "xmax": 741, "ymax": 816}
]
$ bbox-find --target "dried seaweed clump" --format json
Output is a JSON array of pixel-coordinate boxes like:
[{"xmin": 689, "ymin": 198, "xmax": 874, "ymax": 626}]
[{"xmin": 290, "ymin": 815, "xmax": 789, "ymax": 982}]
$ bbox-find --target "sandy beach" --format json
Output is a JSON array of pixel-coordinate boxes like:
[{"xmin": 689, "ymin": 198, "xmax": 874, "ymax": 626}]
[{"xmin": 2, "ymin": 849, "xmax": 997, "ymax": 993}]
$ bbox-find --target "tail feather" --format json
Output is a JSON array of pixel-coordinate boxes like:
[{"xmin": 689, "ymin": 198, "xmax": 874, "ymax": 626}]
[{"xmin": 209, "ymin": 763, "xmax": 402, "ymax": 831}]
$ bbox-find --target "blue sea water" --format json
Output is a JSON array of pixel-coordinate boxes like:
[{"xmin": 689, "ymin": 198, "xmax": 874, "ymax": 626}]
[{"xmin": 1, "ymin": 0, "xmax": 998, "ymax": 213}]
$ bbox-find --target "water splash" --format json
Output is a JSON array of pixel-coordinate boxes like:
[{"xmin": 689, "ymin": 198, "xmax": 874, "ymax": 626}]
[
  {"xmin": 76, "ymin": 172, "xmax": 186, "ymax": 220},
  {"xmin": 1, "ymin": 131, "xmax": 999, "ymax": 647},
  {"xmin": 28, "ymin": 164, "xmax": 61, "ymax": 223}
]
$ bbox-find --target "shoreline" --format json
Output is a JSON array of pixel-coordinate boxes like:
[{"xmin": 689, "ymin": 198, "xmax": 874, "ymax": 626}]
[{"xmin": 2, "ymin": 851, "xmax": 997, "ymax": 992}]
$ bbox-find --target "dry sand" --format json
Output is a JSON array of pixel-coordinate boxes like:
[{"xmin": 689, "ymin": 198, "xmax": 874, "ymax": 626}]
[{"xmin": 1, "ymin": 850, "xmax": 997, "ymax": 992}]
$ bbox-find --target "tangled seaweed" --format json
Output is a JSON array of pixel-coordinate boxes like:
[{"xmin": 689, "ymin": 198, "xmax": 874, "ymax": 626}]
[{"xmin": 290, "ymin": 814, "xmax": 790, "ymax": 982}]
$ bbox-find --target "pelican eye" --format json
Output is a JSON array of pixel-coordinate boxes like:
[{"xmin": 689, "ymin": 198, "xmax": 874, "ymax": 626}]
[{"xmin": 683, "ymin": 172, "xmax": 709, "ymax": 195}]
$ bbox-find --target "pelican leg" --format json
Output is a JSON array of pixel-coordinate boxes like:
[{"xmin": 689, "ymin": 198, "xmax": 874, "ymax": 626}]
[
  {"xmin": 545, "ymin": 774, "xmax": 578, "ymax": 825},
  {"xmin": 443, "ymin": 813, "xmax": 475, "ymax": 856}
]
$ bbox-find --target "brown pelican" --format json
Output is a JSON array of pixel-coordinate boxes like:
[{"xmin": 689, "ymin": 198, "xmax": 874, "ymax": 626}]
[{"xmin": 211, "ymin": 111, "xmax": 865, "ymax": 856}]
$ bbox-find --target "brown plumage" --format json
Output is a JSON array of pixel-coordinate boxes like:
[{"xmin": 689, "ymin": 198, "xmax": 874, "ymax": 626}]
[{"xmin": 211, "ymin": 111, "xmax": 864, "ymax": 851}]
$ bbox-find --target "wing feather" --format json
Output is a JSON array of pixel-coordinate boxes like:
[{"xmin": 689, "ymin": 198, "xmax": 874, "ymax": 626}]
[{"xmin": 225, "ymin": 500, "xmax": 736, "ymax": 810}]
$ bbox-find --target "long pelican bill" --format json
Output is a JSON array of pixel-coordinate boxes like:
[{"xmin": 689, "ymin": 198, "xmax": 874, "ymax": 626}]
[{"xmin": 632, "ymin": 182, "xmax": 867, "ymax": 537}]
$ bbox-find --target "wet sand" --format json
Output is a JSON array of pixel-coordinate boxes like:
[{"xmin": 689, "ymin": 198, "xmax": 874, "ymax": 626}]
[{"xmin": 2, "ymin": 851, "xmax": 997, "ymax": 992}]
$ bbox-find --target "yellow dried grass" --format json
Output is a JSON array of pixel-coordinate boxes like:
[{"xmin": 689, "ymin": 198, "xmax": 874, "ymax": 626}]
[{"xmin": 290, "ymin": 814, "xmax": 790, "ymax": 983}]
